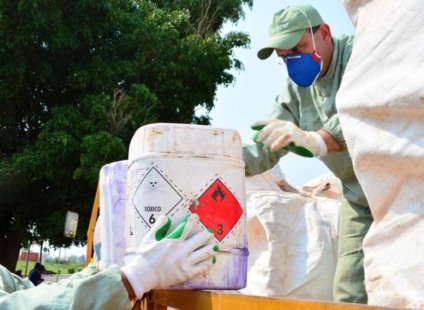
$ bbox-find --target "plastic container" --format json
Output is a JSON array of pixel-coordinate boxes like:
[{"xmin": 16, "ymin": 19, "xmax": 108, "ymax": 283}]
[
  {"xmin": 125, "ymin": 123, "xmax": 248, "ymax": 289},
  {"xmin": 98, "ymin": 160, "xmax": 128, "ymax": 269}
]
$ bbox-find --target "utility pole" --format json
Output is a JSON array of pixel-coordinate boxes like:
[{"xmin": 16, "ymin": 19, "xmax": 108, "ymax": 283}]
[
  {"xmin": 24, "ymin": 241, "xmax": 31, "ymax": 277},
  {"xmin": 56, "ymin": 248, "xmax": 61, "ymax": 282}
]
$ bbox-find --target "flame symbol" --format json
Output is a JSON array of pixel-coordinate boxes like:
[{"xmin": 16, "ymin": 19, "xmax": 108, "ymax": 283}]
[{"xmin": 211, "ymin": 185, "xmax": 226, "ymax": 202}]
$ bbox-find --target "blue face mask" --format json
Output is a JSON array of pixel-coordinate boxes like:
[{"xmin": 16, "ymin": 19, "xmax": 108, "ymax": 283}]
[{"xmin": 286, "ymin": 51, "xmax": 322, "ymax": 87}]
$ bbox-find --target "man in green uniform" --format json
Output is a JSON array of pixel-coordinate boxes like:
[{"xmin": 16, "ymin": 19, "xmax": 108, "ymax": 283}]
[{"xmin": 243, "ymin": 4, "xmax": 372, "ymax": 303}]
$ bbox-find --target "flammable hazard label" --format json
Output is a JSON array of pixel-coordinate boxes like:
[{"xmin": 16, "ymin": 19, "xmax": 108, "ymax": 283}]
[{"xmin": 190, "ymin": 178, "xmax": 243, "ymax": 242}]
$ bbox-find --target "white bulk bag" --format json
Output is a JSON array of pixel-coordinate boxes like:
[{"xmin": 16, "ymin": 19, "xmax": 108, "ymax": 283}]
[
  {"xmin": 338, "ymin": 0, "xmax": 424, "ymax": 307},
  {"xmin": 241, "ymin": 168, "xmax": 341, "ymax": 300}
]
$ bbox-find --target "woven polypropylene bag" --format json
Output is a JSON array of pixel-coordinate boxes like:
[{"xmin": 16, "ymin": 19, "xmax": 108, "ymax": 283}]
[
  {"xmin": 241, "ymin": 171, "xmax": 340, "ymax": 300},
  {"xmin": 337, "ymin": 0, "xmax": 424, "ymax": 307}
]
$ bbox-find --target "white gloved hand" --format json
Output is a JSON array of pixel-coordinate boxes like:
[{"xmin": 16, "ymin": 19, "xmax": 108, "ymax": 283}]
[
  {"xmin": 252, "ymin": 119, "xmax": 327, "ymax": 157},
  {"xmin": 121, "ymin": 214, "xmax": 217, "ymax": 299}
]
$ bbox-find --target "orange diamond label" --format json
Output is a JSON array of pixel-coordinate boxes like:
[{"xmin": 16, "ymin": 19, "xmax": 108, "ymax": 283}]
[{"xmin": 190, "ymin": 179, "xmax": 243, "ymax": 241}]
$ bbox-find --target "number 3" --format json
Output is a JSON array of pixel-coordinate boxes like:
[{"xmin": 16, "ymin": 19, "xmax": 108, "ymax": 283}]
[{"xmin": 217, "ymin": 224, "xmax": 224, "ymax": 235}]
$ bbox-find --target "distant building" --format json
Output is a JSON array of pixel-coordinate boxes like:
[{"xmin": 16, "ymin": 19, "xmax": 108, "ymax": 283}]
[{"xmin": 20, "ymin": 252, "xmax": 39, "ymax": 262}]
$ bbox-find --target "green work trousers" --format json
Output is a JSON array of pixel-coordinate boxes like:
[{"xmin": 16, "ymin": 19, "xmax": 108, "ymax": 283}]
[{"xmin": 333, "ymin": 199, "xmax": 373, "ymax": 304}]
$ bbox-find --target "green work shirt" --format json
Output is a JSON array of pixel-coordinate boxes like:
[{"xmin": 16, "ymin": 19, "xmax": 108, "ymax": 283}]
[
  {"xmin": 0, "ymin": 264, "xmax": 131, "ymax": 309},
  {"xmin": 244, "ymin": 35, "xmax": 368, "ymax": 207}
]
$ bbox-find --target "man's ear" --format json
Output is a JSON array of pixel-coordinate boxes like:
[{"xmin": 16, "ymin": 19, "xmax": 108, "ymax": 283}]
[{"xmin": 319, "ymin": 23, "xmax": 332, "ymax": 42}]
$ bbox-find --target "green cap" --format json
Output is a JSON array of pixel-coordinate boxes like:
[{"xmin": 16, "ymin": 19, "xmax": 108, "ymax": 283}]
[{"xmin": 257, "ymin": 5, "xmax": 323, "ymax": 60}]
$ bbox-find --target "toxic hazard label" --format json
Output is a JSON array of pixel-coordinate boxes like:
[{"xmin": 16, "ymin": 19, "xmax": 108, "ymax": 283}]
[
  {"xmin": 132, "ymin": 167, "xmax": 183, "ymax": 228},
  {"xmin": 190, "ymin": 178, "xmax": 243, "ymax": 242}
]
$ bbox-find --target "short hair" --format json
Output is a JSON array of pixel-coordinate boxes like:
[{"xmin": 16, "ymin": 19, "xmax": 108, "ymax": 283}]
[{"xmin": 311, "ymin": 25, "xmax": 321, "ymax": 34}]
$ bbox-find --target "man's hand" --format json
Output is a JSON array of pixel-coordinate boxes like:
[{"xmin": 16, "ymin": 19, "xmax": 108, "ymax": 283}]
[
  {"xmin": 251, "ymin": 119, "xmax": 327, "ymax": 157},
  {"xmin": 121, "ymin": 214, "xmax": 217, "ymax": 299}
]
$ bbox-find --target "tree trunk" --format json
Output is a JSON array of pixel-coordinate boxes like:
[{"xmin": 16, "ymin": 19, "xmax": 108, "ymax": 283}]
[{"xmin": 0, "ymin": 234, "xmax": 22, "ymax": 272}]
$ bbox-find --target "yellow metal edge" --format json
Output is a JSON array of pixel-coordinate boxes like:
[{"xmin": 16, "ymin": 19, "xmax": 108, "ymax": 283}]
[
  {"xmin": 145, "ymin": 290, "xmax": 396, "ymax": 310},
  {"xmin": 85, "ymin": 183, "xmax": 100, "ymax": 266}
]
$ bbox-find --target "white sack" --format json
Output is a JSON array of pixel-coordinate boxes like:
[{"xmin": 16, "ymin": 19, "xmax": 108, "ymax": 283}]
[
  {"xmin": 337, "ymin": 0, "xmax": 424, "ymax": 307},
  {"xmin": 241, "ymin": 168, "xmax": 341, "ymax": 300}
]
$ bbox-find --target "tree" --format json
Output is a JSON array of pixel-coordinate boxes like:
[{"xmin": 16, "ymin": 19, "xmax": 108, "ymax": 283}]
[{"xmin": 0, "ymin": 0, "xmax": 251, "ymax": 270}]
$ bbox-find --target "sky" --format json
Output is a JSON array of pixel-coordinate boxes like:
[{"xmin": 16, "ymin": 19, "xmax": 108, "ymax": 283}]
[
  {"xmin": 29, "ymin": 2, "xmax": 356, "ymax": 259},
  {"xmin": 209, "ymin": 0, "xmax": 355, "ymax": 187},
  {"xmin": 25, "ymin": 242, "xmax": 86, "ymax": 262}
]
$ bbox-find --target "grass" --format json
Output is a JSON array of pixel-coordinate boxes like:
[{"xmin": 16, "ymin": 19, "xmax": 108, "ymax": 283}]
[{"xmin": 16, "ymin": 259, "xmax": 85, "ymax": 276}]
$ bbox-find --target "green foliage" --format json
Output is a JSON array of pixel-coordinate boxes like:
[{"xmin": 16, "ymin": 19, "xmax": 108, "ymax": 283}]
[
  {"xmin": 15, "ymin": 259, "xmax": 85, "ymax": 276},
  {"xmin": 0, "ymin": 0, "xmax": 251, "ymax": 268}
]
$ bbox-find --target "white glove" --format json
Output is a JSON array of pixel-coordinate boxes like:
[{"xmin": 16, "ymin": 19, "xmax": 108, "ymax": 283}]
[
  {"xmin": 252, "ymin": 119, "xmax": 327, "ymax": 157},
  {"xmin": 121, "ymin": 214, "xmax": 217, "ymax": 299}
]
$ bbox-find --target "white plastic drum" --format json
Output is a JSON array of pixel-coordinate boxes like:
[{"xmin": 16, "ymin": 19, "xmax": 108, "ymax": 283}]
[{"xmin": 125, "ymin": 123, "xmax": 248, "ymax": 289}]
